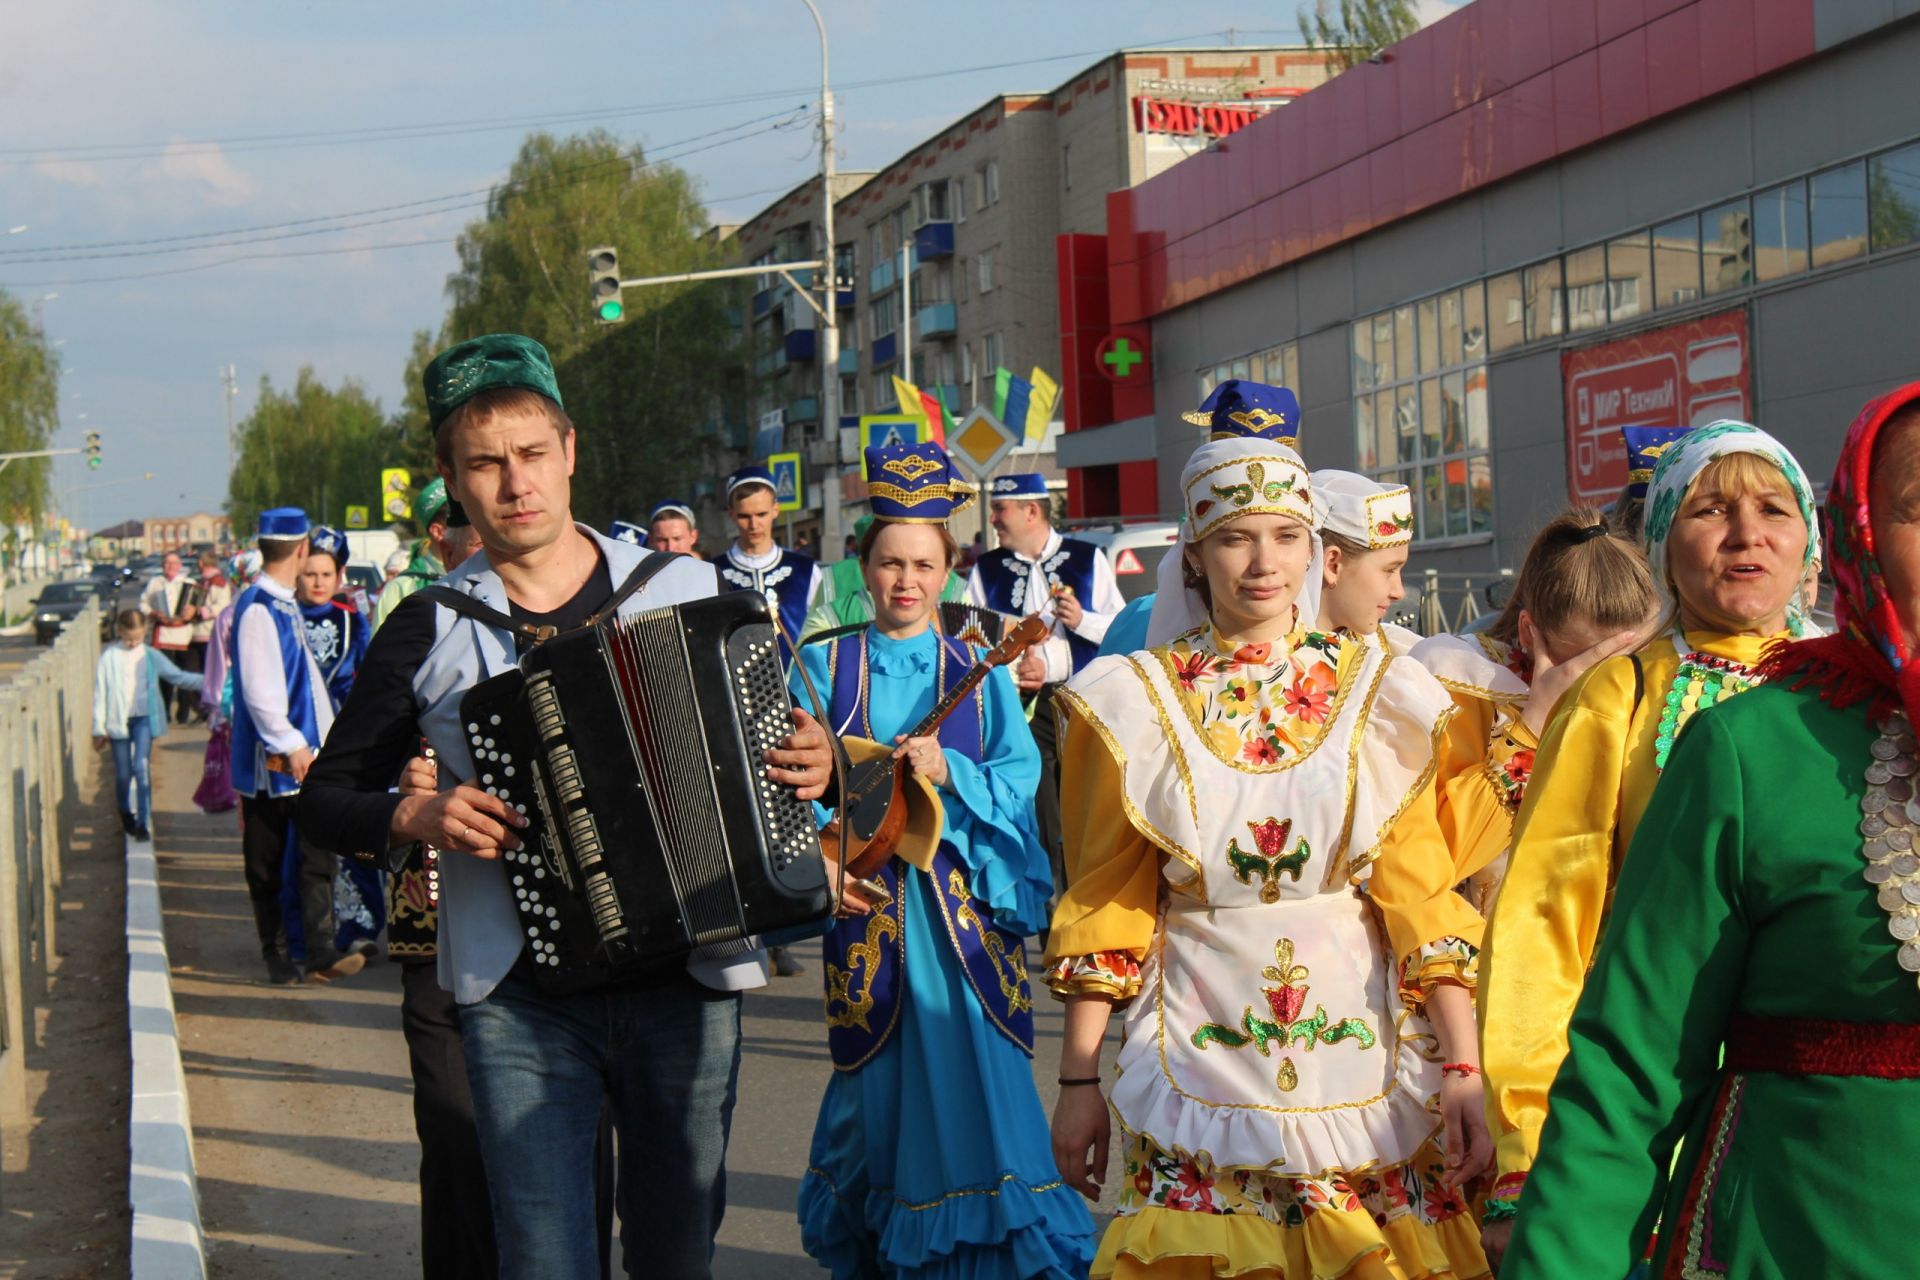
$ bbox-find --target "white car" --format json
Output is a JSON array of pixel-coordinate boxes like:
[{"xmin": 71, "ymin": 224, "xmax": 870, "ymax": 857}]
[{"xmin": 1070, "ymin": 521, "xmax": 1179, "ymax": 603}]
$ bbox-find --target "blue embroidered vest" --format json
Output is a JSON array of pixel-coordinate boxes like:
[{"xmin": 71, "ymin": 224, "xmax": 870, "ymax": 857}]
[
  {"xmin": 719, "ymin": 545, "xmax": 816, "ymax": 662},
  {"xmin": 974, "ymin": 538, "xmax": 1101, "ymax": 674},
  {"xmin": 819, "ymin": 630, "xmax": 1036, "ymax": 1070},
  {"xmin": 299, "ymin": 599, "xmax": 362, "ymax": 712},
  {"xmin": 230, "ymin": 584, "xmax": 322, "ymax": 798}
]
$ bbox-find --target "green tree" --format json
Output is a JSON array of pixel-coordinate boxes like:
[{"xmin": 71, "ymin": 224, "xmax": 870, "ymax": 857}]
[
  {"xmin": 439, "ymin": 129, "xmax": 749, "ymax": 524},
  {"xmin": 227, "ymin": 369, "xmax": 394, "ymax": 536},
  {"xmin": 444, "ymin": 130, "xmax": 723, "ymax": 362},
  {"xmin": 387, "ymin": 327, "xmax": 442, "ymax": 482},
  {"xmin": 1300, "ymin": 0, "xmax": 1420, "ymax": 73},
  {"xmin": 1869, "ymin": 163, "xmax": 1920, "ymax": 252},
  {"xmin": 0, "ymin": 289, "xmax": 59, "ymax": 531}
]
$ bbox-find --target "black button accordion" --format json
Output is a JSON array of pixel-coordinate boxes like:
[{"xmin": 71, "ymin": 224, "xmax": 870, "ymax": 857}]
[{"xmin": 458, "ymin": 591, "xmax": 831, "ymax": 992}]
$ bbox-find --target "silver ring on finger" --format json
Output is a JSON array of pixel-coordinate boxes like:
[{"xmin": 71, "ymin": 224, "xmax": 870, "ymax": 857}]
[{"xmin": 455, "ymin": 821, "xmax": 468, "ymax": 843}]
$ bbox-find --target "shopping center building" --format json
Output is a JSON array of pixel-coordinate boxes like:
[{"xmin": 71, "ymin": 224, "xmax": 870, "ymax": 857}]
[{"xmin": 1057, "ymin": 0, "xmax": 1920, "ymax": 573}]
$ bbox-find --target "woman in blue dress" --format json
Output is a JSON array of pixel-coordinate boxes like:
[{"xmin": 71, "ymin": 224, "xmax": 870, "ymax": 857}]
[{"xmin": 790, "ymin": 440, "xmax": 1095, "ymax": 1279}]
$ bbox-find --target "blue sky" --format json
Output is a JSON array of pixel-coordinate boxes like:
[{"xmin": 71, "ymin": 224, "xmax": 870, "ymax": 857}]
[{"xmin": 0, "ymin": 0, "xmax": 1464, "ymax": 530}]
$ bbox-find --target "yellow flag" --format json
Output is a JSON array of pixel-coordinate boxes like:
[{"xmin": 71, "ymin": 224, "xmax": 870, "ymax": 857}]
[{"xmin": 1025, "ymin": 368, "xmax": 1059, "ymax": 443}]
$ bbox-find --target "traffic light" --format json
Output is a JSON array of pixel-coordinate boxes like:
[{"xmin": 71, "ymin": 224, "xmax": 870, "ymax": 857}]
[
  {"xmin": 381, "ymin": 467, "xmax": 411, "ymax": 520},
  {"xmin": 589, "ymin": 245, "xmax": 623, "ymax": 324},
  {"xmin": 84, "ymin": 430, "xmax": 101, "ymax": 470}
]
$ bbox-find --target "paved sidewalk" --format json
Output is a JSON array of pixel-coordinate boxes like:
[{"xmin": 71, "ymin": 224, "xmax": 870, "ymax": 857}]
[{"xmin": 150, "ymin": 727, "xmax": 1116, "ymax": 1277}]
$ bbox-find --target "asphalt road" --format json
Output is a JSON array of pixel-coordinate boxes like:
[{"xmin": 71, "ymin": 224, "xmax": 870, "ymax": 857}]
[{"xmin": 149, "ymin": 728, "xmax": 1119, "ymax": 1276}]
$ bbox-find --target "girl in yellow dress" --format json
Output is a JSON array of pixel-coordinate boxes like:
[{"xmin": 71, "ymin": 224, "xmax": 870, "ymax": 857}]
[
  {"xmin": 1045, "ymin": 382, "xmax": 1493, "ymax": 1280},
  {"xmin": 1475, "ymin": 421, "xmax": 1822, "ymax": 1265}
]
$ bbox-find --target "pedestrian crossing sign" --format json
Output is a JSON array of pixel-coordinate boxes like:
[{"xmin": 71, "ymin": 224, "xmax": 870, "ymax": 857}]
[
  {"xmin": 344, "ymin": 505, "xmax": 370, "ymax": 529},
  {"xmin": 858, "ymin": 414, "xmax": 929, "ymax": 478},
  {"xmin": 767, "ymin": 451, "xmax": 803, "ymax": 513}
]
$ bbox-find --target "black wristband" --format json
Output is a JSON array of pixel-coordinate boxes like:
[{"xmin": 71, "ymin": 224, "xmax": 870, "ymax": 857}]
[{"xmin": 1057, "ymin": 1076, "xmax": 1102, "ymax": 1087}]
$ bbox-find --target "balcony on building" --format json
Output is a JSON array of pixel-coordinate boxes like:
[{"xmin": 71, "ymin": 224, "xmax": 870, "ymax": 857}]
[
  {"xmin": 912, "ymin": 221, "xmax": 954, "ymax": 261},
  {"xmin": 752, "ymin": 287, "xmax": 773, "ymax": 318},
  {"xmin": 872, "ymin": 332, "xmax": 898, "ymax": 368},
  {"xmin": 783, "ymin": 328, "xmax": 817, "ymax": 363},
  {"xmin": 836, "ymin": 348, "xmax": 858, "ymax": 376},
  {"xmin": 914, "ymin": 302, "xmax": 956, "ymax": 341},
  {"xmin": 787, "ymin": 394, "xmax": 820, "ymax": 425},
  {"xmin": 753, "ymin": 345, "xmax": 788, "ymax": 377},
  {"xmin": 805, "ymin": 436, "xmax": 839, "ymax": 468}
]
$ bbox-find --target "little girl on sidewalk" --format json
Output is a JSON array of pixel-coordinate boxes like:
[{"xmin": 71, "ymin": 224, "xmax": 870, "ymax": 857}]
[{"xmin": 93, "ymin": 608, "xmax": 204, "ymax": 843}]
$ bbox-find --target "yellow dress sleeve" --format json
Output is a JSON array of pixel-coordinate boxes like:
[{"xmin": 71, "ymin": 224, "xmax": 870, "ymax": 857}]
[
  {"xmin": 1478, "ymin": 653, "xmax": 1639, "ymax": 1202},
  {"xmin": 1431, "ymin": 690, "xmax": 1535, "ymax": 883},
  {"xmin": 1367, "ymin": 770, "xmax": 1487, "ymax": 1014},
  {"xmin": 1041, "ymin": 701, "xmax": 1161, "ymax": 997}
]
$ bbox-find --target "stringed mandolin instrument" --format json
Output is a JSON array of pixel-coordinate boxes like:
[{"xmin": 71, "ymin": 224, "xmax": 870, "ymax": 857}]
[{"xmin": 832, "ymin": 614, "xmax": 1048, "ymax": 880}]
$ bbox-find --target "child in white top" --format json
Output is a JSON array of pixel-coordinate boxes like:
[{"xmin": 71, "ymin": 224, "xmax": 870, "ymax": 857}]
[{"xmin": 92, "ymin": 609, "xmax": 202, "ymax": 842}]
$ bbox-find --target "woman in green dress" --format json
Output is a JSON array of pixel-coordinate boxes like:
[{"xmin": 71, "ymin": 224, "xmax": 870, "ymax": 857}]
[{"xmin": 1499, "ymin": 382, "xmax": 1920, "ymax": 1279}]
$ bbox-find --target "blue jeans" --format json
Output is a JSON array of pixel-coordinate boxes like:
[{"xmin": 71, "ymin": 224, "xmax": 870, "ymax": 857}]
[
  {"xmin": 110, "ymin": 715, "xmax": 153, "ymax": 828},
  {"xmin": 459, "ymin": 963, "xmax": 743, "ymax": 1279}
]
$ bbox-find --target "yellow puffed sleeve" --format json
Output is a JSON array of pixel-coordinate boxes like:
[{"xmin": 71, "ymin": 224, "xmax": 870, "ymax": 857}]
[
  {"xmin": 1366, "ymin": 770, "xmax": 1487, "ymax": 1013},
  {"xmin": 1477, "ymin": 651, "xmax": 1643, "ymax": 1196},
  {"xmin": 1041, "ymin": 700, "xmax": 1162, "ymax": 972},
  {"xmin": 1431, "ymin": 689, "xmax": 1529, "ymax": 883}
]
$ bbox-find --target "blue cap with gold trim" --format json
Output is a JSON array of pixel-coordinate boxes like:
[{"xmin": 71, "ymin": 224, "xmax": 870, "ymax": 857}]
[
  {"xmin": 864, "ymin": 441, "xmax": 975, "ymax": 524},
  {"xmin": 1182, "ymin": 379, "xmax": 1302, "ymax": 444},
  {"xmin": 1621, "ymin": 425, "xmax": 1691, "ymax": 500},
  {"xmin": 309, "ymin": 525, "xmax": 347, "ymax": 565}
]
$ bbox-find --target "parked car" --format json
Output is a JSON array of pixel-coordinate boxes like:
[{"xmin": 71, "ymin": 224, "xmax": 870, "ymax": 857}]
[
  {"xmin": 33, "ymin": 579, "xmax": 111, "ymax": 645},
  {"xmin": 1069, "ymin": 520, "xmax": 1181, "ymax": 603}
]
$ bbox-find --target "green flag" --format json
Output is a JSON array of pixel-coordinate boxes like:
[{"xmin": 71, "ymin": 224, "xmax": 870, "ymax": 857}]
[{"xmin": 992, "ymin": 367, "xmax": 1012, "ymax": 420}]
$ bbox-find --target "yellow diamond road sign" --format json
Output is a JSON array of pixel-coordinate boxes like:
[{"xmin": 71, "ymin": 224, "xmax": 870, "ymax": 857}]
[{"xmin": 949, "ymin": 406, "xmax": 1020, "ymax": 481}]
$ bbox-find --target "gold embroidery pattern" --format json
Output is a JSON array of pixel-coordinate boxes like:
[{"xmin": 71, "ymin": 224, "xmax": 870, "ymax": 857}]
[
  {"xmin": 1057, "ymin": 678, "xmax": 1207, "ymax": 888},
  {"xmin": 1679, "ymin": 1075, "xmax": 1744, "ymax": 1278},
  {"xmin": 824, "ymin": 907, "xmax": 901, "ymax": 1033},
  {"xmin": 947, "ymin": 868, "xmax": 1034, "ymax": 1014},
  {"xmin": 1189, "ymin": 938, "xmax": 1379, "ymax": 1093},
  {"xmin": 881, "ymin": 452, "xmax": 943, "ymax": 482}
]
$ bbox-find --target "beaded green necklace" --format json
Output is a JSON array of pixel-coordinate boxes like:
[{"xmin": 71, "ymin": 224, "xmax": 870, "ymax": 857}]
[{"xmin": 1653, "ymin": 631, "xmax": 1762, "ymax": 771}]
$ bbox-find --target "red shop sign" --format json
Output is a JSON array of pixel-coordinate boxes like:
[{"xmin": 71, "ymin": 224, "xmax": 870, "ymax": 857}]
[
  {"xmin": 1560, "ymin": 309, "xmax": 1750, "ymax": 504},
  {"xmin": 1132, "ymin": 96, "xmax": 1272, "ymax": 139}
]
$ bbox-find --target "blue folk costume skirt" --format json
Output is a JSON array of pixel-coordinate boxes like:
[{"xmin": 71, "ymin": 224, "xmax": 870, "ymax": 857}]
[{"xmin": 794, "ymin": 629, "xmax": 1094, "ymax": 1280}]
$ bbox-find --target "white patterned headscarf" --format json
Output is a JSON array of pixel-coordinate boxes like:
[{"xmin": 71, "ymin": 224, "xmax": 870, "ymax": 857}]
[
  {"xmin": 1640, "ymin": 419, "xmax": 1822, "ymax": 636},
  {"xmin": 1146, "ymin": 436, "xmax": 1324, "ymax": 645}
]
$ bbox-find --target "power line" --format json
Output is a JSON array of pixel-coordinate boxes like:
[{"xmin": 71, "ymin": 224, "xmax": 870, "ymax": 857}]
[
  {"xmin": 0, "ymin": 179, "xmax": 817, "ymax": 287},
  {"xmin": 0, "ymin": 115, "xmax": 808, "ymax": 264},
  {"xmin": 0, "ymin": 30, "xmax": 1277, "ymax": 167},
  {"xmin": 0, "ymin": 108, "xmax": 809, "ymax": 257}
]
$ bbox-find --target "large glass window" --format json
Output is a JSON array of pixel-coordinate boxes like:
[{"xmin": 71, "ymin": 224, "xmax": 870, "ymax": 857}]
[
  {"xmin": 1653, "ymin": 214, "xmax": 1701, "ymax": 309},
  {"xmin": 1486, "ymin": 271, "xmax": 1524, "ymax": 354},
  {"xmin": 1607, "ymin": 231, "xmax": 1650, "ymax": 324},
  {"xmin": 1870, "ymin": 144, "xmax": 1920, "ymax": 252},
  {"xmin": 1197, "ymin": 341, "xmax": 1300, "ymax": 405},
  {"xmin": 1810, "ymin": 161, "xmax": 1867, "ymax": 267},
  {"xmin": 1523, "ymin": 259, "xmax": 1562, "ymax": 341},
  {"xmin": 1352, "ymin": 297, "xmax": 1492, "ymax": 544},
  {"xmin": 1703, "ymin": 197, "xmax": 1753, "ymax": 294},
  {"xmin": 1563, "ymin": 244, "xmax": 1608, "ymax": 333},
  {"xmin": 1753, "ymin": 180, "xmax": 1809, "ymax": 281}
]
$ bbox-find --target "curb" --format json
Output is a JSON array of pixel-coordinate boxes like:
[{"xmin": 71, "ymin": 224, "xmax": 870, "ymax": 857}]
[{"xmin": 125, "ymin": 832, "xmax": 208, "ymax": 1279}]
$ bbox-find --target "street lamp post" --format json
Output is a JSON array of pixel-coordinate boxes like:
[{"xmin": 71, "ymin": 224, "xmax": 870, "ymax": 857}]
[{"xmin": 799, "ymin": 0, "xmax": 843, "ymax": 557}]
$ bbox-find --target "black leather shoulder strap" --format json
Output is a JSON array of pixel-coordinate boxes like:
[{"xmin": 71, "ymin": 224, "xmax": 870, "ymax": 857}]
[{"xmin": 416, "ymin": 551, "xmax": 685, "ymax": 646}]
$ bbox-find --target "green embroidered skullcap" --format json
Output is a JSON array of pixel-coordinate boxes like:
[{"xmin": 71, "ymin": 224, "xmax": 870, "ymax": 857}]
[
  {"xmin": 423, "ymin": 333, "xmax": 564, "ymax": 431},
  {"xmin": 412, "ymin": 476, "xmax": 450, "ymax": 527}
]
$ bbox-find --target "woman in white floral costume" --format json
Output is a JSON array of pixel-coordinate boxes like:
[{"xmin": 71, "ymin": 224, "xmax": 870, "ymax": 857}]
[{"xmin": 1045, "ymin": 381, "xmax": 1494, "ymax": 1280}]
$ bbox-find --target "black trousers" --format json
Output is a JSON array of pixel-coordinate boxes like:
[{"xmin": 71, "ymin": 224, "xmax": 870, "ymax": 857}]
[
  {"xmin": 401, "ymin": 961, "xmax": 500, "ymax": 1280},
  {"xmin": 1029, "ymin": 683, "xmax": 1067, "ymax": 899},
  {"xmin": 239, "ymin": 793, "xmax": 338, "ymax": 970}
]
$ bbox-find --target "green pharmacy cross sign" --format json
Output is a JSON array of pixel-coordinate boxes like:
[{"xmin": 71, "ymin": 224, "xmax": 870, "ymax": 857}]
[{"xmin": 1095, "ymin": 330, "xmax": 1151, "ymax": 384}]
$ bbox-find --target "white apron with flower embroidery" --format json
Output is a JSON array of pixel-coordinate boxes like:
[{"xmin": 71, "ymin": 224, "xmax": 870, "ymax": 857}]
[{"xmin": 1062, "ymin": 630, "xmax": 1456, "ymax": 1177}]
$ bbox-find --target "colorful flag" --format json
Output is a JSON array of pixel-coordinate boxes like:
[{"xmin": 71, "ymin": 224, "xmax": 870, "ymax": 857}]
[
  {"xmin": 1025, "ymin": 367, "xmax": 1059, "ymax": 443},
  {"xmin": 892, "ymin": 373, "xmax": 951, "ymax": 446},
  {"xmin": 991, "ymin": 367, "xmax": 1012, "ymax": 420},
  {"xmin": 1000, "ymin": 370, "xmax": 1033, "ymax": 443}
]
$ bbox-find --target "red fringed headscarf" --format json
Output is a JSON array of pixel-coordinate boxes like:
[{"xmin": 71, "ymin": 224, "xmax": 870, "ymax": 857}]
[{"xmin": 1757, "ymin": 381, "xmax": 1920, "ymax": 725}]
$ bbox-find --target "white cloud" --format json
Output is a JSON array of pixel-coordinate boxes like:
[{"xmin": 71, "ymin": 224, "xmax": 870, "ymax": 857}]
[
  {"xmin": 33, "ymin": 155, "xmax": 103, "ymax": 186},
  {"xmin": 151, "ymin": 138, "xmax": 257, "ymax": 205},
  {"xmin": 1415, "ymin": 0, "xmax": 1469, "ymax": 27}
]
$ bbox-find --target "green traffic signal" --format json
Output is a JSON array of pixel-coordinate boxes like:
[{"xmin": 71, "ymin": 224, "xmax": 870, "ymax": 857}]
[
  {"xmin": 87, "ymin": 456, "xmax": 101, "ymax": 470},
  {"xmin": 598, "ymin": 299, "xmax": 624, "ymax": 322}
]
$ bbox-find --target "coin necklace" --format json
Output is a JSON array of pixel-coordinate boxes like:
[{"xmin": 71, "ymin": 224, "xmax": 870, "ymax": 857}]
[{"xmin": 1858, "ymin": 712, "xmax": 1920, "ymax": 983}]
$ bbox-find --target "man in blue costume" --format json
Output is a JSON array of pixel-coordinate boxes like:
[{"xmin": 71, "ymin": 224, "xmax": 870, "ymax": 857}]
[
  {"xmin": 298, "ymin": 333, "xmax": 835, "ymax": 1278},
  {"xmin": 966, "ymin": 474, "xmax": 1123, "ymax": 890},
  {"xmin": 718, "ymin": 465, "xmax": 822, "ymax": 660},
  {"xmin": 230, "ymin": 507, "xmax": 360, "ymax": 986}
]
